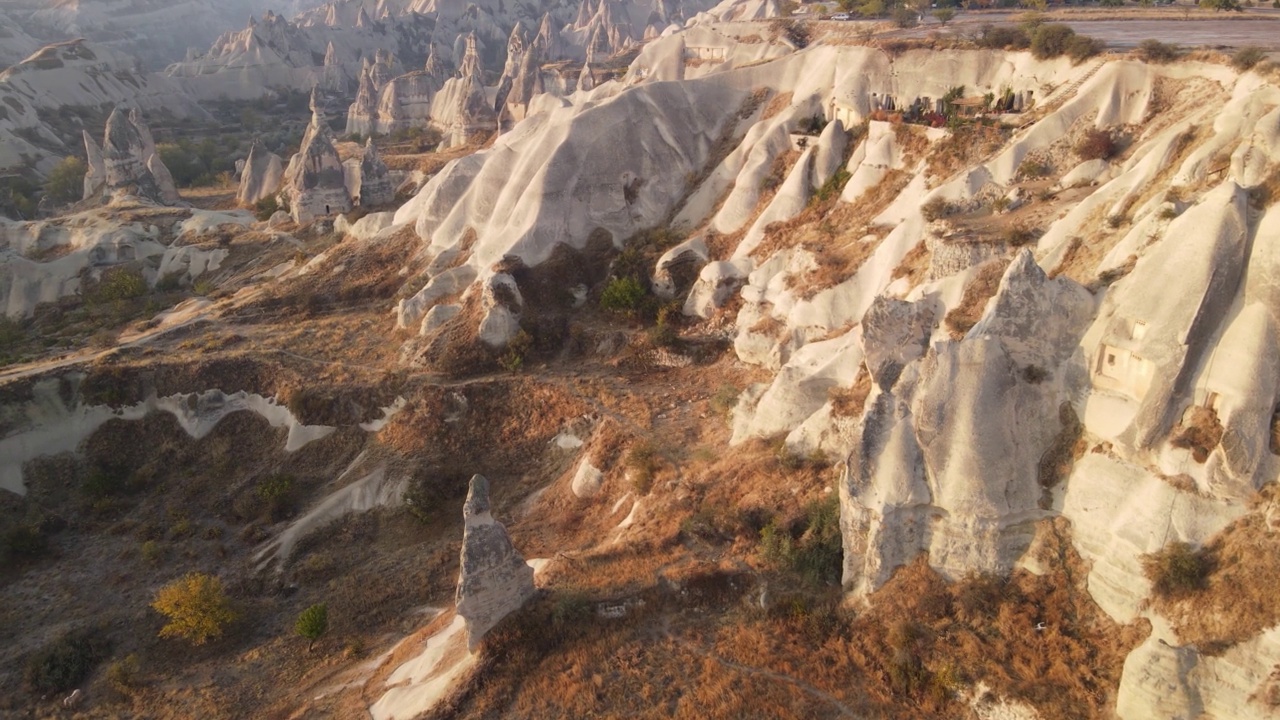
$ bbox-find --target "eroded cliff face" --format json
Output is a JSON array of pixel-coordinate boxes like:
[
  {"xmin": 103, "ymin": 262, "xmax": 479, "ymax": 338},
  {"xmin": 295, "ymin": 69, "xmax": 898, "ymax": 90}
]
[
  {"xmin": 7, "ymin": 13, "xmax": 1280, "ymax": 718},
  {"xmin": 381, "ymin": 34, "xmax": 1280, "ymax": 718}
]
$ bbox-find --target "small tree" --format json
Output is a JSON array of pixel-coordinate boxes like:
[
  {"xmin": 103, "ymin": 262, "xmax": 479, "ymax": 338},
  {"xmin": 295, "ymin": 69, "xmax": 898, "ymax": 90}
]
[
  {"xmin": 295, "ymin": 603, "xmax": 328, "ymax": 651},
  {"xmin": 892, "ymin": 6, "xmax": 919, "ymax": 27},
  {"xmin": 933, "ymin": 7, "xmax": 956, "ymax": 24},
  {"xmin": 151, "ymin": 573, "xmax": 238, "ymax": 646},
  {"xmin": 46, "ymin": 156, "xmax": 87, "ymax": 204}
]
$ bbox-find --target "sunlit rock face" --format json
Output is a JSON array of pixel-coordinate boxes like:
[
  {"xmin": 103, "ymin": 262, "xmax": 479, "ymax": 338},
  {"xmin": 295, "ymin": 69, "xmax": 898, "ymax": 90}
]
[{"xmin": 455, "ymin": 474, "xmax": 535, "ymax": 651}]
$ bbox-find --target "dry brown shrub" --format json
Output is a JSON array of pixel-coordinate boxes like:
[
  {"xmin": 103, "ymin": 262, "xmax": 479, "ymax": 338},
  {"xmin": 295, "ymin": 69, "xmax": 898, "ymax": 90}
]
[
  {"xmin": 1169, "ymin": 405, "xmax": 1224, "ymax": 463},
  {"xmin": 829, "ymin": 366, "xmax": 872, "ymax": 418},
  {"xmin": 891, "ymin": 239, "xmax": 932, "ymax": 287},
  {"xmin": 927, "ymin": 122, "xmax": 1007, "ymax": 184},
  {"xmin": 762, "ymin": 91, "xmax": 794, "ymax": 120},
  {"xmin": 1152, "ymin": 484, "xmax": 1280, "ymax": 654},
  {"xmin": 943, "ymin": 258, "xmax": 1010, "ymax": 339}
]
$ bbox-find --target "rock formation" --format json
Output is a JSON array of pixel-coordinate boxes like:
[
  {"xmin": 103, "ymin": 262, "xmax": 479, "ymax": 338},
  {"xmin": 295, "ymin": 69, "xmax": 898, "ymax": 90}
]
[
  {"xmin": 82, "ymin": 131, "xmax": 106, "ymax": 201},
  {"xmin": 95, "ymin": 106, "xmax": 180, "ymax": 205},
  {"xmin": 353, "ymin": 139, "xmax": 394, "ymax": 208},
  {"xmin": 455, "ymin": 474, "xmax": 535, "ymax": 651},
  {"xmin": 429, "ymin": 33, "xmax": 498, "ymax": 149},
  {"xmin": 236, "ymin": 141, "xmax": 285, "ymax": 207},
  {"xmin": 281, "ymin": 88, "xmax": 352, "ymax": 223}
]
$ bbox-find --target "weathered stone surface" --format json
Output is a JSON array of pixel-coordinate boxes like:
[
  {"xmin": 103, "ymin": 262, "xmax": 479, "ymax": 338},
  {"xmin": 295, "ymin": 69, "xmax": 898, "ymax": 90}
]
[
  {"xmin": 282, "ymin": 88, "xmax": 352, "ymax": 223},
  {"xmin": 859, "ymin": 295, "xmax": 932, "ymax": 391},
  {"xmin": 455, "ymin": 475, "xmax": 535, "ymax": 651},
  {"xmin": 236, "ymin": 141, "xmax": 284, "ymax": 207},
  {"xmin": 354, "ymin": 139, "xmax": 394, "ymax": 208},
  {"xmin": 430, "ymin": 33, "xmax": 498, "ymax": 149},
  {"xmin": 82, "ymin": 130, "xmax": 106, "ymax": 200},
  {"xmin": 97, "ymin": 106, "xmax": 179, "ymax": 205}
]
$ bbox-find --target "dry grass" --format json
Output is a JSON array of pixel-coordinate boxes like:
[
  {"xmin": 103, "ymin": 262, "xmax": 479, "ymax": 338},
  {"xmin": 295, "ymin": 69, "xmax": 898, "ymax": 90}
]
[
  {"xmin": 891, "ymin": 238, "xmax": 932, "ymax": 287},
  {"xmin": 1151, "ymin": 485, "xmax": 1280, "ymax": 653},
  {"xmin": 763, "ymin": 91, "xmax": 794, "ymax": 120},
  {"xmin": 1169, "ymin": 405, "xmax": 1224, "ymax": 464},
  {"xmin": 829, "ymin": 366, "xmax": 872, "ymax": 419},
  {"xmin": 927, "ymin": 122, "xmax": 1008, "ymax": 186},
  {"xmin": 943, "ymin": 258, "xmax": 1010, "ymax": 339}
]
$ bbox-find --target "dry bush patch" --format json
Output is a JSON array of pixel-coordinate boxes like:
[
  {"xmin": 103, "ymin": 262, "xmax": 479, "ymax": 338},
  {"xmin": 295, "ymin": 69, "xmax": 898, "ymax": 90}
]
[
  {"xmin": 944, "ymin": 258, "xmax": 1011, "ymax": 339},
  {"xmin": 891, "ymin": 238, "xmax": 932, "ymax": 288},
  {"xmin": 1170, "ymin": 405, "xmax": 1224, "ymax": 463},
  {"xmin": 927, "ymin": 123, "xmax": 1008, "ymax": 186},
  {"xmin": 762, "ymin": 91, "xmax": 794, "ymax": 120},
  {"xmin": 829, "ymin": 366, "xmax": 872, "ymax": 419},
  {"xmin": 1152, "ymin": 484, "xmax": 1280, "ymax": 654}
]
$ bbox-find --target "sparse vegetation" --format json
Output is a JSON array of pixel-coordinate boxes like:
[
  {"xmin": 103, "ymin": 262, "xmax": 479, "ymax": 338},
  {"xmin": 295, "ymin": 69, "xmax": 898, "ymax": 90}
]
[
  {"xmin": 23, "ymin": 629, "xmax": 110, "ymax": 695},
  {"xmin": 1137, "ymin": 39, "xmax": 1181, "ymax": 64},
  {"xmin": 759, "ymin": 495, "xmax": 843, "ymax": 586},
  {"xmin": 1232, "ymin": 46, "xmax": 1266, "ymax": 72},
  {"xmin": 1075, "ymin": 128, "xmax": 1117, "ymax": 161},
  {"xmin": 45, "ymin": 156, "xmax": 87, "ymax": 204},
  {"xmin": 151, "ymin": 572, "xmax": 239, "ymax": 646},
  {"xmin": 1143, "ymin": 541, "xmax": 1211, "ymax": 599},
  {"xmin": 254, "ymin": 195, "xmax": 280, "ymax": 221},
  {"xmin": 600, "ymin": 276, "xmax": 648, "ymax": 316}
]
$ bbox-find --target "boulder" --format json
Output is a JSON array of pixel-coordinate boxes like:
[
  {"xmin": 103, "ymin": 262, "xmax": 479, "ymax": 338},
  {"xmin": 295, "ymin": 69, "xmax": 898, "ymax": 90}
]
[{"xmin": 455, "ymin": 475, "xmax": 535, "ymax": 651}]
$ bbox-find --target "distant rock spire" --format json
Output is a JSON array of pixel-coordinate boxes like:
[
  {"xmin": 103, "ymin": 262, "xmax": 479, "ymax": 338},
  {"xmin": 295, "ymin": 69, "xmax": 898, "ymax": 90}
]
[
  {"xmin": 356, "ymin": 6, "xmax": 372, "ymax": 28},
  {"xmin": 459, "ymin": 32, "xmax": 483, "ymax": 80},
  {"xmin": 324, "ymin": 40, "xmax": 338, "ymax": 67},
  {"xmin": 536, "ymin": 12, "xmax": 564, "ymax": 62},
  {"xmin": 423, "ymin": 43, "xmax": 448, "ymax": 83},
  {"xmin": 578, "ymin": 62, "xmax": 595, "ymax": 92}
]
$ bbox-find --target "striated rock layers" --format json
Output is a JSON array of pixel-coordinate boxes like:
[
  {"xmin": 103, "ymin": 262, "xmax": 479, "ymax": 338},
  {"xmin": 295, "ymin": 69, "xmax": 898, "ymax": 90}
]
[
  {"xmin": 92, "ymin": 107, "xmax": 180, "ymax": 205},
  {"xmin": 237, "ymin": 141, "xmax": 285, "ymax": 207},
  {"xmin": 282, "ymin": 88, "xmax": 352, "ymax": 223},
  {"xmin": 455, "ymin": 474, "xmax": 535, "ymax": 651}
]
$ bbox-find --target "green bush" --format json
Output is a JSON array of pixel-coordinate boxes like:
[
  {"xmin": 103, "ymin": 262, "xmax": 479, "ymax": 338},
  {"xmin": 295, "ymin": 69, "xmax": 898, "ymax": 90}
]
[
  {"xmin": 1143, "ymin": 541, "xmax": 1212, "ymax": 598},
  {"xmin": 1065, "ymin": 34, "xmax": 1104, "ymax": 63},
  {"xmin": 23, "ymin": 630, "xmax": 110, "ymax": 695},
  {"xmin": 1232, "ymin": 46, "xmax": 1266, "ymax": 71},
  {"xmin": 600, "ymin": 276, "xmax": 648, "ymax": 315},
  {"xmin": 977, "ymin": 25, "xmax": 1030, "ymax": 51},
  {"xmin": 759, "ymin": 496, "xmax": 843, "ymax": 586},
  {"xmin": 46, "ymin": 156, "xmax": 87, "ymax": 204},
  {"xmin": 892, "ymin": 6, "xmax": 918, "ymax": 27},
  {"xmin": 295, "ymin": 603, "xmax": 329, "ymax": 650},
  {"xmin": 89, "ymin": 267, "xmax": 148, "ymax": 305},
  {"xmin": 254, "ymin": 195, "xmax": 279, "ymax": 221},
  {"xmin": 3, "ymin": 524, "xmax": 48, "ymax": 563},
  {"xmin": 932, "ymin": 7, "xmax": 955, "ymax": 24},
  {"xmin": 1137, "ymin": 39, "xmax": 1181, "ymax": 64},
  {"xmin": 1030, "ymin": 23, "xmax": 1076, "ymax": 60},
  {"xmin": 255, "ymin": 473, "xmax": 294, "ymax": 521}
]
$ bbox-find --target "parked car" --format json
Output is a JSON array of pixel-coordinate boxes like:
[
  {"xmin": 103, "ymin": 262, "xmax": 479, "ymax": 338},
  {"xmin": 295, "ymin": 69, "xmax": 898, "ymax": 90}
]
[{"xmin": 831, "ymin": 12, "xmax": 852, "ymax": 19}]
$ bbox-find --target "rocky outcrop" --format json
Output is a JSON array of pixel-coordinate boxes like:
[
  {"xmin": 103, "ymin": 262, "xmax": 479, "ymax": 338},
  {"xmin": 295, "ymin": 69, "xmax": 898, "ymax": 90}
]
[
  {"xmin": 429, "ymin": 34, "xmax": 498, "ymax": 149},
  {"xmin": 354, "ymin": 139, "xmax": 394, "ymax": 208},
  {"xmin": 281, "ymin": 88, "xmax": 352, "ymax": 223},
  {"xmin": 236, "ymin": 141, "xmax": 284, "ymax": 207},
  {"xmin": 840, "ymin": 251, "xmax": 1093, "ymax": 594},
  {"xmin": 577, "ymin": 62, "xmax": 595, "ymax": 92},
  {"xmin": 455, "ymin": 474, "xmax": 535, "ymax": 651},
  {"xmin": 82, "ymin": 131, "xmax": 106, "ymax": 200},
  {"xmin": 97, "ymin": 107, "xmax": 180, "ymax": 205}
]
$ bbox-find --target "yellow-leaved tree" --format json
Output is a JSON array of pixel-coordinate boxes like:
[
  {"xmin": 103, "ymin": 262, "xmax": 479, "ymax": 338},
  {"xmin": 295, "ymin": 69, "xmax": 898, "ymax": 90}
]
[{"xmin": 151, "ymin": 572, "xmax": 238, "ymax": 645}]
